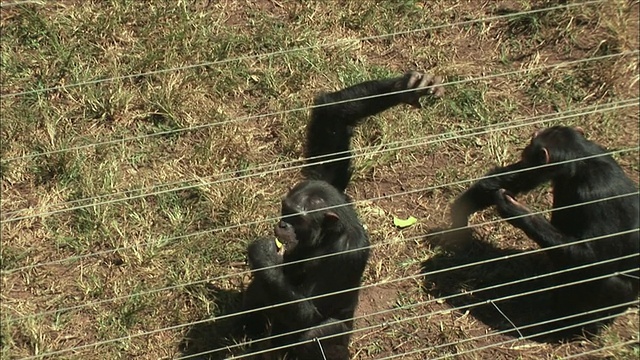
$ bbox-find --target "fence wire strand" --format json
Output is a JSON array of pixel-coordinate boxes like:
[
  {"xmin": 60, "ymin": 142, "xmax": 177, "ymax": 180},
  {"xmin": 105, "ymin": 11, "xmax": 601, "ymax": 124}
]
[
  {"xmin": 560, "ymin": 340, "xmax": 639, "ymax": 359},
  {"xmin": 6, "ymin": 204, "xmax": 637, "ymax": 325},
  {"xmin": 2, "ymin": 1, "xmax": 637, "ymax": 358},
  {"xmin": 0, "ymin": 0, "xmax": 44, "ymax": 6},
  {"xmin": 181, "ymin": 274, "xmax": 640, "ymax": 360},
  {"xmin": 0, "ymin": 0, "xmax": 606, "ymax": 99},
  {"xmin": 3, "ymin": 147, "xmax": 637, "ymax": 275},
  {"xmin": 168, "ymin": 253, "xmax": 640, "ymax": 359},
  {"xmin": 3, "ymin": 49, "xmax": 636, "ymax": 165},
  {"xmin": 2, "ymin": 97, "xmax": 637, "ymax": 223},
  {"xmin": 375, "ymin": 309, "xmax": 639, "ymax": 360},
  {"xmin": 15, "ymin": 246, "xmax": 639, "ymax": 359}
]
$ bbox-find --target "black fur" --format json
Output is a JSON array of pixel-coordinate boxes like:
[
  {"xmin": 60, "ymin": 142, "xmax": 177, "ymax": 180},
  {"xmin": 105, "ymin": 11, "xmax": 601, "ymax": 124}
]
[
  {"xmin": 242, "ymin": 71, "xmax": 443, "ymax": 359},
  {"xmin": 451, "ymin": 126, "xmax": 639, "ymax": 337}
]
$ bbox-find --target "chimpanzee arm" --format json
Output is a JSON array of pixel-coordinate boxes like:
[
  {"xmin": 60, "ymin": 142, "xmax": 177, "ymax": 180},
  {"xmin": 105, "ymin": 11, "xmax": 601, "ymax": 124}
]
[
  {"xmin": 312, "ymin": 71, "xmax": 443, "ymax": 126},
  {"xmin": 493, "ymin": 189, "xmax": 596, "ymax": 264},
  {"xmin": 296, "ymin": 318, "xmax": 350, "ymax": 360},
  {"xmin": 451, "ymin": 161, "xmax": 548, "ymax": 228},
  {"xmin": 247, "ymin": 239, "xmax": 325, "ymax": 329},
  {"xmin": 305, "ymin": 71, "xmax": 443, "ymax": 192},
  {"xmin": 254, "ymin": 266, "xmax": 326, "ymax": 329}
]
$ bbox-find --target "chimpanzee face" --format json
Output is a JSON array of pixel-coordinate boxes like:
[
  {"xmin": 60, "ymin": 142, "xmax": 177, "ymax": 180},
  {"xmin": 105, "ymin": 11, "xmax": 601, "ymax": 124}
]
[
  {"xmin": 273, "ymin": 200, "xmax": 306, "ymax": 255},
  {"xmin": 274, "ymin": 180, "xmax": 343, "ymax": 256}
]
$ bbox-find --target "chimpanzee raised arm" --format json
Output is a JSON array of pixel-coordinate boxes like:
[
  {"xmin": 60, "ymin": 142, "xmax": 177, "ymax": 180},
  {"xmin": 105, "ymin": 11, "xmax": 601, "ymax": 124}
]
[
  {"xmin": 241, "ymin": 70, "xmax": 444, "ymax": 359},
  {"xmin": 450, "ymin": 126, "xmax": 639, "ymax": 336},
  {"xmin": 305, "ymin": 71, "xmax": 444, "ymax": 193}
]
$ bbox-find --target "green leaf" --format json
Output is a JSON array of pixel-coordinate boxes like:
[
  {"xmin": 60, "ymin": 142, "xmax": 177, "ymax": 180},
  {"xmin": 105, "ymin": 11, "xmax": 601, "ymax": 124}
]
[{"xmin": 393, "ymin": 216, "xmax": 417, "ymax": 228}]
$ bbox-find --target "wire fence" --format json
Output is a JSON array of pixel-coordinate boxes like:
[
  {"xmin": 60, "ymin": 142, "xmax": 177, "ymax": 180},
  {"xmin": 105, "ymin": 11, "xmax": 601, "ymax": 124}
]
[
  {"xmin": 14, "ymin": 245, "xmax": 640, "ymax": 359},
  {"xmin": 1, "ymin": 0, "xmax": 638, "ymax": 359},
  {"xmin": 5, "ymin": 197, "xmax": 638, "ymax": 323},
  {"xmin": 1, "ymin": 91, "xmax": 637, "ymax": 224},
  {"xmin": 0, "ymin": 0, "xmax": 606, "ymax": 99},
  {"xmin": 2, "ymin": 147, "xmax": 637, "ymax": 275},
  {"xmin": 2, "ymin": 49, "xmax": 635, "ymax": 165},
  {"xmin": 176, "ymin": 256, "xmax": 640, "ymax": 360}
]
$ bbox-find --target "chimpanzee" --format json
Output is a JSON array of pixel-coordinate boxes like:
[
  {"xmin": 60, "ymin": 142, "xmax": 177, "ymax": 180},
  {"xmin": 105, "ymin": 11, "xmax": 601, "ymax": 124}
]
[
  {"xmin": 450, "ymin": 126, "xmax": 639, "ymax": 337},
  {"xmin": 241, "ymin": 71, "xmax": 444, "ymax": 359}
]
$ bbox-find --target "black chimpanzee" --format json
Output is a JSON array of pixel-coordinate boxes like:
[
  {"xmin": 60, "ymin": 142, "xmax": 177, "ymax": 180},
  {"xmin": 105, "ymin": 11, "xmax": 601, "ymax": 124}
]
[
  {"xmin": 450, "ymin": 126, "xmax": 639, "ymax": 337},
  {"xmin": 242, "ymin": 71, "xmax": 444, "ymax": 359}
]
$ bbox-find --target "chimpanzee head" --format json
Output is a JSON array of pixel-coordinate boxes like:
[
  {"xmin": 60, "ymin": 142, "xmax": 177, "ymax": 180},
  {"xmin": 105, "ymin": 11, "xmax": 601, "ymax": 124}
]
[
  {"xmin": 521, "ymin": 126, "xmax": 589, "ymax": 174},
  {"xmin": 274, "ymin": 180, "xmax": 346, "ymax": 256}
]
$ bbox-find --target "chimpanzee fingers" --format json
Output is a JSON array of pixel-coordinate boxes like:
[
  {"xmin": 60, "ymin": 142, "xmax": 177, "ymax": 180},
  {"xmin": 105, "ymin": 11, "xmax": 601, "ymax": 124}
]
[
  {"xmin": 406, "ymin": 71, "xmax": 444, "ymax": 95},
  {"xmin": 402, "ymin": 71, "xmax": 445, "ymax": 107},
  {"xmin": 405, "ymin": 71, "xmax": 435, "ymax": 89},
  {"xmin": 404, "ymin": 70, "xmax": 423, "ymax": 88},
  {"xmin": 504, "ymin": 190, "xmax": 531, "ymax": 211},
  {"xmin": 401, "ymin": 71, "xmax": 423, "ymax": 108},
  {"xmin": 247, "ymin": 237, "xmax": 282, "ymax": 269},
  {"xmin": 493, "ymin": 188, "xmax": 513, "ymax": 210},
  {"xmin": 426, "ymin": 75, "xmax": 445, "ymax": 97},
  {"xmin": 494, "ymin": 189, "xmax": 530, "ymax": 220}
]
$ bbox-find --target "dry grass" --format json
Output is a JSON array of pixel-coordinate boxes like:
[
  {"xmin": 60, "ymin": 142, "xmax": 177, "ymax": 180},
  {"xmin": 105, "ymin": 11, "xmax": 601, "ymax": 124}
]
[{"xmin": 1, "ymin": 0, "xmax": 638, "ymax": 359}]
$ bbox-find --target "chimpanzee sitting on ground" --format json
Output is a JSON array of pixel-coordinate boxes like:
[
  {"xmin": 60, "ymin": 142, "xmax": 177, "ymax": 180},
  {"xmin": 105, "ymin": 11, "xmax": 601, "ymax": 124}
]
[
  {"xmin": 450, "ymin": 126, "xmax": 639, "ymax": 337},
  {"xmin": 242, "ymin": 71, "xmax": 444, "ymax": 359}
]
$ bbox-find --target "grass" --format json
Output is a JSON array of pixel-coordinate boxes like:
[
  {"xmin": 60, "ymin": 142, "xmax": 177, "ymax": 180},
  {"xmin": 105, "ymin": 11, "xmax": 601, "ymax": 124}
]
[{"xmin": 1, "ymin": 0, "xmax": 639, "ymax": 359}]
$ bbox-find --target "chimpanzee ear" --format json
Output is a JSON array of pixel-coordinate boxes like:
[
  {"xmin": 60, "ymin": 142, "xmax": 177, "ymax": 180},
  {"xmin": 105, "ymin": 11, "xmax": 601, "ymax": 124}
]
[
  {"xmin": 540, "ymin": 147, "xmax": 550, "ymax": 164},
  {"xmin": 574, "ymin": 126, "xmax": 585, "ymax": 136}
]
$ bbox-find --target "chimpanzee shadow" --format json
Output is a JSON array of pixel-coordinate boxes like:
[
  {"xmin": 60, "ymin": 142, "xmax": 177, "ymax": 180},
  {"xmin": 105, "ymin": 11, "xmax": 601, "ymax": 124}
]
[
  {"xmin": 421, "ymin": 228, "xmax": 585, "ymax": 342},
  {"xmin": 178, "ymin": 285, "xmax": 248, "ymax": 360}
]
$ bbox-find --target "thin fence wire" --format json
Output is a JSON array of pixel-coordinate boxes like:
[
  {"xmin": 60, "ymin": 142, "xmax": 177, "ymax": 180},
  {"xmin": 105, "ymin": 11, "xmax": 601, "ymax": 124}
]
[
  {"xmin": 5, "ymin": 123, "xmax": 637, "ymax": 359},
  {"xmin": 168, "ymin": 253, "xmax": 640, "ymax": 359},
  {"xmin": 2, "ymin": 50, "xmax": 636, "ymax": 164},
  {"xmin": 376, "ymin": 310, "xmax": 639, "ymax": 360},
  {"xmin": 2, "ymin": 147, "xmax": 637, "ymax": 275},
  {"xmin": 2, "ymin": 1, "xmax": 637, "ymax": 358},
  {"xmin": 183, "ymin": 301, "xmax": 639, "ymax": 360},
  {"xmin": 378, "ymin": 306, "xmax": 639, "ymax": 360},
  {"xmin": 6, "ymin": 212, "xmax": 637, "ymax": 327},
  {"xmin": 16, "ymin": 249, "xmax": 639, "ymax": 359},
  {"xmin": 0, "ymin": 0, "xmax": 606, "ymax": 100},
  {"xmin": 243, "ymin": 278, "xmax": 640, "ymax": 360},
  {"xmin": 200, "ymin": 274, "xmax": 640, "ymax": 360},
  {"xmin": 2, "ymin": 97, "xmax": 637, "ymax": 222},
  {"xmin": 6, "ymin": 138, "xmax": 634, "ymax": 356},
  {"xmin": 561, "ymin": 340, "xmax": 639, "ymax": 359},
  {"xmin": 0, "ymin": 0, "xmax": 44, "ymax": 6}
]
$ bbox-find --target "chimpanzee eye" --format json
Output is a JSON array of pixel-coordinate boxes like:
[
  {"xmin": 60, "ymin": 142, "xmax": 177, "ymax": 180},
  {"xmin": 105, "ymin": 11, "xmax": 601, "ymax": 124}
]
[
  {"xmin": 289, "ymin": 214, "xmax": 304, "ymax": 224},
  {"xmin": 280, "ymin": 210, "xmax": 301, "ymax": 224}
]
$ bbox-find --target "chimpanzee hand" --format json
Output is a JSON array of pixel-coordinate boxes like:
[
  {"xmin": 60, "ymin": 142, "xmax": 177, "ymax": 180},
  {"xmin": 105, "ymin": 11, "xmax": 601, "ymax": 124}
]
[
  {"xmin": 397, "ymin": 70, "xmax": 445, "ymax": 108},
  {"xmin": 493, "ymin": 189, "xmax": 532, "ymax": 228},
  {"xmin": 247, "ymin": 237, "xmax": 284, "ymax": 271}
]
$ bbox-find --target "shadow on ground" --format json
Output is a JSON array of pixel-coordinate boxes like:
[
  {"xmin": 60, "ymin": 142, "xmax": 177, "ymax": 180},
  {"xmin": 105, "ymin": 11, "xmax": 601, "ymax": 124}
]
[
  {"xmin": 178, "ymin": 285, "xmax": 248, "ymax": 360},
  {"xmin": 420, "ymin": 227, "xmax": 598, "ymax": 342}
]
